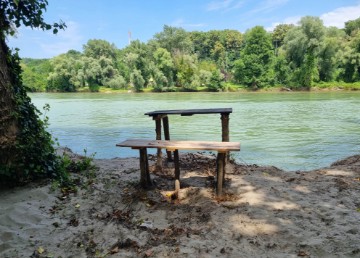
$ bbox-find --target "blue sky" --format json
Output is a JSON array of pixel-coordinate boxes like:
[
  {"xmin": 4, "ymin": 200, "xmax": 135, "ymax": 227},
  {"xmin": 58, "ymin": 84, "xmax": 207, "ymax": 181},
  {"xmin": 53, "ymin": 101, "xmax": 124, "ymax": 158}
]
[{"xmin": 8, "ymin": 0, "xmax": 360, "ymax": 58}]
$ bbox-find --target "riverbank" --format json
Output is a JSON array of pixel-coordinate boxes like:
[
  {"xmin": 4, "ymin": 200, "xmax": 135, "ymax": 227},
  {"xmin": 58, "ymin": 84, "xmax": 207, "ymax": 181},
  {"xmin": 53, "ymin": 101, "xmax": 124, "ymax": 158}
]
[
  {"xmin": 1, "ymin": 151, "xmax": 359, "ymax": 257},
  {"xmin": 35, "ymin": 82, "xmax": 360, "ymax": 94}
]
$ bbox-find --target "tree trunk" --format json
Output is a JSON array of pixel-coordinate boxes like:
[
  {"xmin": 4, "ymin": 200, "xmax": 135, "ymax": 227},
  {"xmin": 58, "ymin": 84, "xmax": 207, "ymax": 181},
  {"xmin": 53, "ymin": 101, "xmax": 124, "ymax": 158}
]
[{"xmin": 0, "ymin": 37, "xmax": 19, "ymax": 166}]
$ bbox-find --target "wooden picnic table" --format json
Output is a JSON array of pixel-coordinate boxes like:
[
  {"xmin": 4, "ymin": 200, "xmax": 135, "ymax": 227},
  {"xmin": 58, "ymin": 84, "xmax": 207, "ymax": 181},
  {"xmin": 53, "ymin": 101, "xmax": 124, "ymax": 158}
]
[{"xmin": 144, "ymin": 108, "xmax": 233, "ymax": 169}]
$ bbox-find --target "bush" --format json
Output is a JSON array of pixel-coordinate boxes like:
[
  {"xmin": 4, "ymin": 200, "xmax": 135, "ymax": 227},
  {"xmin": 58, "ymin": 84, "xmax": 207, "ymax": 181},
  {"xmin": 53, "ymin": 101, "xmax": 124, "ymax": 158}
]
[{"xmin": 107, "ymin": 75, "xmax": 127, "ymax": 90}]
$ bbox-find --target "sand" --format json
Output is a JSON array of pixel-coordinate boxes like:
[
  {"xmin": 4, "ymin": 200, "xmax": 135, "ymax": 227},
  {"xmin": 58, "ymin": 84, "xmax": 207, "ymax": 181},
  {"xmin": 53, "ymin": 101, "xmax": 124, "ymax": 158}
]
[{"xmin": 0, "ymin": 150, "xmax": 359, "ymax": 258}]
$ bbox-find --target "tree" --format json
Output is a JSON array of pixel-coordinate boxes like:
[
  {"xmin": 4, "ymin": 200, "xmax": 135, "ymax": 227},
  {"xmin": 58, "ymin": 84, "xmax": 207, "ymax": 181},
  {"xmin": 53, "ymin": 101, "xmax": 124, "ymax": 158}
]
[
  {"xmin": 272, "ymin": 24, "xmax": 294, "ymax": 54},
  {"xmin": 107, "ymin": 75, "xmax": 127, "ymax": 90},
  {"xmin": 153, "ymin": 47, "xmax": 174, "ymax": 86},
  {"xmin": 122, "ymin": 40, "xmax": 152, "ymax": 86},
  {"xmin": 337, "ymin": 31, "xmax": 360, "ymax": 82},
  {"xmin": 130, "ymin": 69, "xmax": 145, "ymax": 92},
  {"xmin": 0, "ymin": 0, "xmax": 65, "ymax": 184},
  {"xmin": 233, "ymin": 26, "xmax": 274, "ymax": 88},
  {"xmin": 344, "ymin": 17, "xmax": 360, "ymax": 36},
  {"xmin": 273, "ymin": 53, "xmax": 291, "ymax": 85},
  {"xmin": 48, "ymin": 53, "xmax": 84, "ymax": 91},
  {"xmin": 83, "ymin": 39, "xmax": 118, "ymax": 89},
  {"xmin": 83, "ymin": 39, "xmax": 117, "ymax": 61},
  {"xmin": 283, "ymin": 16, "xmax": 325, "ymax": 88},
  {"xmin": 318, "ymin": 36, "xmax": 341, "ymax": 82},
  {"xmin": 173, "ymin": 51, "xmax": 198, "ymax": 90},
  {"xmin": 153, "ymin": 25, "xmax": 193, "ymax": 54},
  {"xmin": 189, "ymin": 29, "xmax": 242, "ymax": 72},
  {"xmin": 21, "ymin": 58, "xmax": 52, "ymax": 91}
]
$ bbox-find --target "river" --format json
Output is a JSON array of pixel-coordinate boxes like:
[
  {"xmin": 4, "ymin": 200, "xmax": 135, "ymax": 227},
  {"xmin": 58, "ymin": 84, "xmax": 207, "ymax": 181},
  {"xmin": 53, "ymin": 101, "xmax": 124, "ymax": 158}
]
[{"xmin": 29, "ymin": 91, "xmax": 360, "ymax": 171}]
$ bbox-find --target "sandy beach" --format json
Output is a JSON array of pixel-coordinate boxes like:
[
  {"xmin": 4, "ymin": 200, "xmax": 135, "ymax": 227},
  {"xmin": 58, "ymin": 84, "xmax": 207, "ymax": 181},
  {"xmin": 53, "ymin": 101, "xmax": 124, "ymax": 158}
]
[{"xmin": 0, "ymin": 150, "xmax": 359, "ymax": 257}]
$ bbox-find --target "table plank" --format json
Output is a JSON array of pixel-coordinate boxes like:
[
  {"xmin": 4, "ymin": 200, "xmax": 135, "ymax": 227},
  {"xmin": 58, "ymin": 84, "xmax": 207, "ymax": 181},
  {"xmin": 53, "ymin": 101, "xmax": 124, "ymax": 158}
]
[{"xmin": 145, "ymin": 108, "xmax": 232, "ymax": 117}]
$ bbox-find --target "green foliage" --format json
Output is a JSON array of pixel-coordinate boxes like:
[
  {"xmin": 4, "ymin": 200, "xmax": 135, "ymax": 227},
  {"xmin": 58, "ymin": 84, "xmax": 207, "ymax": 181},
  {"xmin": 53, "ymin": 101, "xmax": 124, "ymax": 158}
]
[
  {"xmin": 21, "ymin": 58, "xmax": 51, "ymax": 91},
  {"xmin": 272, "ymin": 24, "xmax": 295, "ymax": 48},
  {"xmin": 173, "ymin": 52, "xmax": 198, "ymax": 90},
  {"xmin": 345, "ymin": 17, "xmax": 360, "ymax": 36},
  {"xmin": 233, "ymin": 26, "xmax": 274, "ymax": 88},
  {"xmin": 208, "ymin": 69, "xmax": 225, "ymax": 91},
  {"xmin": 282, "ymin": 16, "xmax": 326, "ymax": 88},
  {"xmin": 154, "ymin": 25, "xmax": 193, "ymax": 54},
  {"xmin": 0, "ymin": 0, "xmax": 70, "ymax": 185},
  {"xmin": 0, "ymin": 0, "xmax": 66, "ymax": 36},
  {"xmin": 83, "ymin": 39, "xmax": 117, "ymax": 61},
  {"xmin": 318, "ymin": 37, "xmax": 340, "ymax": 81},
  {"xmin": 273, "ymin": 54, "xmax": 291, "ymax": 85},
  {"xmin": 130, "ymin": 69, "xmax": 145, "ymax": 92},
  {"xmin": 16, "ymin": 13, "xmax": 360, "ymax": 92},
  {"xmin": 0, "ymin": 50, "xmax": 62, "ymax": 184},
  {"xmin": 47, "ymin": 53, "xmax": 81, "ymax": 91},
  {"xmin": 107, "ymin": 75, "xmax": 127, "ymax": 89},
  {"xmin": 54, "ymin": 149, "xmax": 96, "ymax": 190}
]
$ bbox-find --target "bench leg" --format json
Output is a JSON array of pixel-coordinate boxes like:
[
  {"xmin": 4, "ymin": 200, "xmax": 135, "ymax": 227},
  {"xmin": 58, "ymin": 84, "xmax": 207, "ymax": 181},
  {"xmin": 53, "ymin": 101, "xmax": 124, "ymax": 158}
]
[
  {"xmin": 174, "ymin": 149, "xmax": 180, "ymax": 191},
  {"xmin": 216, "ymin": 152, "xmax": 226, "ymax": 196},
  {"xmin": 139, "ymin": 148, "xmax": 152, "ymax": 188}
]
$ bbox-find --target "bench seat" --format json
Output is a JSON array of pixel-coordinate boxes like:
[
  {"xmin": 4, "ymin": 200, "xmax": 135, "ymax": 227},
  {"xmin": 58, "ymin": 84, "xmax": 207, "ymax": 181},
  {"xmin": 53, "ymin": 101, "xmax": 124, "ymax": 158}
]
[
  {"xmin": 116, "ymin": 139, "xmax": 240, "ymax": 196},
  {"xmin": 117, "ymin": 139, "xmax": 240, "ymax": 152}
]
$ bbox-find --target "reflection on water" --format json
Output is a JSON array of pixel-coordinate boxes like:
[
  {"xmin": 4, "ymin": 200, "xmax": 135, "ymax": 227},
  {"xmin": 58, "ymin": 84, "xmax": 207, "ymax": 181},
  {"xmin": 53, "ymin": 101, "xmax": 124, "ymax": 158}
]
[{"xmin": 29, "ymin": 91, "xmax": 360, "ymax": 171}]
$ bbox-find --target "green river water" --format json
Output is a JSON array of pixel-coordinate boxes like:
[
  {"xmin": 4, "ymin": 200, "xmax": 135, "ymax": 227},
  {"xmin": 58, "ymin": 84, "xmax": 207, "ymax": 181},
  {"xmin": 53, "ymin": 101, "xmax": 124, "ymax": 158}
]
[{"xmin": 29, "ymin": 91, "xmax": 360, "ymax": 171}]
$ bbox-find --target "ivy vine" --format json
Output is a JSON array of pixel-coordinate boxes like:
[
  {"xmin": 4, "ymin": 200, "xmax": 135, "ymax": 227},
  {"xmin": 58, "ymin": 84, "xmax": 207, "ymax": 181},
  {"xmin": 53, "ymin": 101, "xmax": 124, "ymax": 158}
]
[{"xmin": 0, "ymin": 47, "xmax": 62, "ymax": 185}]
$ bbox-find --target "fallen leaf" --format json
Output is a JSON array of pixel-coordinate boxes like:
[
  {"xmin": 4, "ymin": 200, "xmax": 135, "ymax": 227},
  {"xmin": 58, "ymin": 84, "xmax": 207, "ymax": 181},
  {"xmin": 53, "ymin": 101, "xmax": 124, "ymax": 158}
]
[
  {"xmin": 110, "ymin": 246, "xmax": 119, "ymax": 254},
  {"xmin": 75, "ymin": 204, "xmax": 80, "ymax": 208},
  {"xmin": 298, "ymin": 250, "xmax": 308, "ymax": 256},
  {"xmin": 144, "ymin": 249, "xmax": 153, "ymax": 257},
  {"xmin": 37, "ymin": 247, "xmax": 45, "ymax": 254}
]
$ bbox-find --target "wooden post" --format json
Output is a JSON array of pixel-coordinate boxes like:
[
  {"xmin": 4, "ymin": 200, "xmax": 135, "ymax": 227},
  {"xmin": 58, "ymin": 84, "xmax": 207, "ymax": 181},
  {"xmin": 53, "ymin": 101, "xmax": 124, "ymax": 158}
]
[
  {"xmin": 174, "ymin": 149, "xmax": 180, "ymax": 192},
  {"xmin": 221, "ymin": 113, "xmax": 230, "ymax": 142},
  {"xmin": 162, "ymin": 115, "xmax": 172, "ymax": 161},
  {"xmin": 139, "ymin": 148, "xmax": 151, "ymax": 188},
  {"xmin": 216, "ymin": 152, "xmax": 225, "ymax": 196},
  {"xmin": 221, "ymin": 113, "xmax": 230, "ymax": 185},
  {"xmin": 155, "ymin": 116, "xmax": 162, "ymax": 171}
]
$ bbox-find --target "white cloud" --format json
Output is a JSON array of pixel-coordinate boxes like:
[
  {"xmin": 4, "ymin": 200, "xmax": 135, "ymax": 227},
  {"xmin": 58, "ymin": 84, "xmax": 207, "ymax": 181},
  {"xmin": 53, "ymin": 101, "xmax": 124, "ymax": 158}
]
[
  {"xmin": 207, "ymin": 0, "xmax": 234, "ymax": 11},
  {"xmin": 206, "ymin": 0, "xmax": 245, "ymax": 12},
  {"xmin": 266, "ymin": 16, "xmax": 301, "ymax": 31},
  {"xmin": 40, "ymin": 21, "xmax": 83, "ymax": 57},
  {"xmin": 171, "ymin": 19, "xmax": 206, "ymax": 29},
  {"xmin": 266, "ymin": 3, "xmax": 360, "ymax": 32},
  {"xmin": 320, "ymin": 4, "xmax": 360, "ymax": 28},
  {"xmin": 249, "ymin": 0, "xmax": 289, "ymax": 15}
]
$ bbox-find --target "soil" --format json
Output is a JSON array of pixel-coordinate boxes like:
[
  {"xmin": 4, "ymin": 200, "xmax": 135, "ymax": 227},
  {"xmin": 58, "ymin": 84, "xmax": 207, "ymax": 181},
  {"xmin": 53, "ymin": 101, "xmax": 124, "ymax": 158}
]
[{"xmin": 1, "ymin": 150, "xmax": 359, "ymax": 257}]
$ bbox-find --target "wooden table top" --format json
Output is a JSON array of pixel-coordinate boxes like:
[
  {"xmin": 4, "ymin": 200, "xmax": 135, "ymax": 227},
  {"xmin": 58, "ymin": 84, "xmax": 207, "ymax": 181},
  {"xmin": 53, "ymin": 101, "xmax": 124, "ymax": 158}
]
[{"xmin": 145, "ymin": 108, "xmax": 232, "ymax": 117}]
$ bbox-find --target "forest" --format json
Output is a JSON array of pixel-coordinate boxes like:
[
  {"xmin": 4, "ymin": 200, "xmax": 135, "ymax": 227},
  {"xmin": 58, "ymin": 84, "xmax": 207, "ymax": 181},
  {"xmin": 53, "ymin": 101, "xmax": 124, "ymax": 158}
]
[{"xmin": 21, "ymin": 16, "xmax": 360, "ymax": 93}]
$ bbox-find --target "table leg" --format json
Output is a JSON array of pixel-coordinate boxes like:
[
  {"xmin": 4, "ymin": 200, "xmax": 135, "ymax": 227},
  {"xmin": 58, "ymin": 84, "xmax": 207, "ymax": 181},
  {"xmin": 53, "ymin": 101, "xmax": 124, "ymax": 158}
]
[
  {"xmin": 155, "ymin": 116, "xmax": 162, "ymax": 171},
  {"xmin": 139, "ymin": 148, "xmax": 152, "ymax": 188},
  {"xmin": 216, "ymin": 152, "xmax": 225, "ymax": 196},
  {"xmin": 221, "ymin": 113, "xmax": 230, "ymax": 183},
  {"xmin": 221, "ymin": 113, "xmax": 230, "ymax": 142},
  {"xmin": 162, "ymin": 116, "xmax": 173, "ymax": 161}
]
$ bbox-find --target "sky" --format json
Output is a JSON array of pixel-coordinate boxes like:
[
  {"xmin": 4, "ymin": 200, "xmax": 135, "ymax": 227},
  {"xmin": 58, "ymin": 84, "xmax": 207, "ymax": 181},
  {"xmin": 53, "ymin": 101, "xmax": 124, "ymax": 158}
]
[{"xmin": 7, "ymin": 0, "xmax": 360, "ymax": 59}]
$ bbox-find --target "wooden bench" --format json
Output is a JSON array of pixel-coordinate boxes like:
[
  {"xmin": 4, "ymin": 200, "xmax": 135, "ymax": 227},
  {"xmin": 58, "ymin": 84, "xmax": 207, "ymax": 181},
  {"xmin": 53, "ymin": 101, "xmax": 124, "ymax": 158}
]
[{"xmin": 116, "ymin": 139, "xmax": 240, "ymax": 196}]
